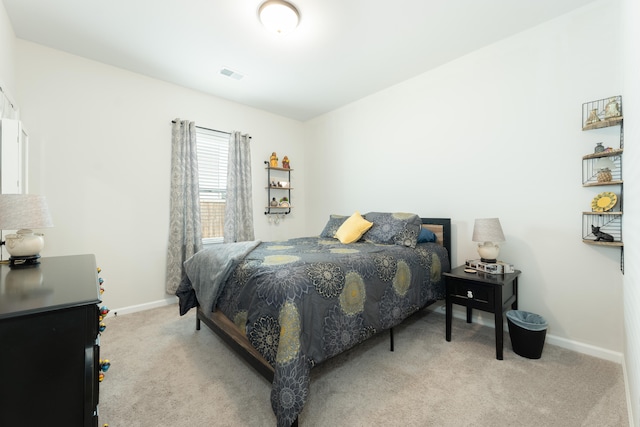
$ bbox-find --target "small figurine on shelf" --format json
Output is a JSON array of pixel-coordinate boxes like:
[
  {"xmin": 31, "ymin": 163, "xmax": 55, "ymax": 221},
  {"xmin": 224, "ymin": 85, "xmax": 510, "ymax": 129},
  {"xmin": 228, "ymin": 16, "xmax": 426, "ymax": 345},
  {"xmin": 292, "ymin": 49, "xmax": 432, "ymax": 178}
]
[
  {"xmin": 282, "ymin": 156, "xmax": 290, "ymax": 169},
  {"xmin": 585, "ymin": 109, "xmax": 601, "ymax": 125},
  {"xmin": 604, "ymin": 97, "xmax": 621, "ymax": 119},
  {"xmin": 270, "ymin": 197, "xmax": 278, "ymax": 207},
  {"xmin": 270, "ymin": 152, "xmax": 278, "ymax": 167},
  {"xmin": 592, "ymin": 225, "xmax": 614, "ymax": 242}
]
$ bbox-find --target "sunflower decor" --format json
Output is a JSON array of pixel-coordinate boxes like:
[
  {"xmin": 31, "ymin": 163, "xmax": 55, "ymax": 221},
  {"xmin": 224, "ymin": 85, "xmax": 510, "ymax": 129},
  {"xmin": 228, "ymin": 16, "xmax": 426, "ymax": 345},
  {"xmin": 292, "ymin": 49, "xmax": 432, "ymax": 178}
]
[{"xmin": 591, "ymin": 192, "xmax": 617, "ymax": 212}]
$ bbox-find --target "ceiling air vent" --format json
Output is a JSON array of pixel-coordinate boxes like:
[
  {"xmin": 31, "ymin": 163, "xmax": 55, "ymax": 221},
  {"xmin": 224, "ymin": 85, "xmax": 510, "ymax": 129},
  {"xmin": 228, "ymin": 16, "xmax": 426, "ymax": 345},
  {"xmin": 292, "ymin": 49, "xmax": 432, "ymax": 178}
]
[{"xmin": 220, "ymin": 68, "xmax": 244, "ymax": 80}]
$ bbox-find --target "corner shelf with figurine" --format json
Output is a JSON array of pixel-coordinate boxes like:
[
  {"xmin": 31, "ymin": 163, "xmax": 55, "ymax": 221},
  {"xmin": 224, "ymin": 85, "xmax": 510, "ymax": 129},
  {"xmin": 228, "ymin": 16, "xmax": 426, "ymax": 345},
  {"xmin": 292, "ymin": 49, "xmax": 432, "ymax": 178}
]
[{"xmin": 580, "ymin": 96, "xmax": 624, "ymax": 272}]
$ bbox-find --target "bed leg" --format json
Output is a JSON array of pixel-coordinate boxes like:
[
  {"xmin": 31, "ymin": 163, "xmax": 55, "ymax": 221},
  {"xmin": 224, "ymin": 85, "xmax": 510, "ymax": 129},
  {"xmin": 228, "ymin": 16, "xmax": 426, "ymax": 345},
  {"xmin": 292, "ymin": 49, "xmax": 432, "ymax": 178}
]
[
  {"xmin": 196, "ymin": 315, "xmax": 201, "ymax": 331},
  {"xmin": 291, "ymin": 417, "xmax": 299, "ymax": 427},
  {"xmin": 389, "ymin": 327, "xmax": 394, "ymax": 352}
]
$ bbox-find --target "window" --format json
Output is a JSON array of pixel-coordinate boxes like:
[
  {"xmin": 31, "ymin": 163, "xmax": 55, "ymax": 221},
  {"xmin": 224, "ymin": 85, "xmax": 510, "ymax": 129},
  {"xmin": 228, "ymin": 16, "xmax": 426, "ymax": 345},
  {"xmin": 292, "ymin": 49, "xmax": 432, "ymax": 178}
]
[{"xmin": 196, "ymin": 127, "xmax": 229, "ymax": 244}]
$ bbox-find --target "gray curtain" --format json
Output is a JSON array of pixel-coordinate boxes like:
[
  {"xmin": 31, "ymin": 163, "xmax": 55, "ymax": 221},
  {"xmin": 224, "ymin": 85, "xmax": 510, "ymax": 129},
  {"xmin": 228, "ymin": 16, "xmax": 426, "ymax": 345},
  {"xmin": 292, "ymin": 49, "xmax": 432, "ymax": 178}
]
[
  {"xmin": 224, "ymin": 131, "xmax": 254, "ymax": 242},
  {"xmin": 166, "ymin": 119, "xmax": 203, "ymax": 294}
]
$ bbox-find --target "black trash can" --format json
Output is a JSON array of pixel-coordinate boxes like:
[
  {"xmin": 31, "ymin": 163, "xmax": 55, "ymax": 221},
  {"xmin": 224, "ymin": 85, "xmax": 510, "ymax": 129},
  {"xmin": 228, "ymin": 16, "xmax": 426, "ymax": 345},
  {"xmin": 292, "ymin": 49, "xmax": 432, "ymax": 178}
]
[{"xmin": 506, "ymin": 310, "xmax": 548, "ymax": 359}]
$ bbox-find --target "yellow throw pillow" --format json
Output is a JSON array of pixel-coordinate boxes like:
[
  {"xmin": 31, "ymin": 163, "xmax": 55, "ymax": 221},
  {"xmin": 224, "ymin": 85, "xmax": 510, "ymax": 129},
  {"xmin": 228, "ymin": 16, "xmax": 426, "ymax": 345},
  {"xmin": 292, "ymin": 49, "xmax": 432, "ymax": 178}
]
[{"xmin": 335, "ymin": 211, "xmax": 373, "ymax": 244}]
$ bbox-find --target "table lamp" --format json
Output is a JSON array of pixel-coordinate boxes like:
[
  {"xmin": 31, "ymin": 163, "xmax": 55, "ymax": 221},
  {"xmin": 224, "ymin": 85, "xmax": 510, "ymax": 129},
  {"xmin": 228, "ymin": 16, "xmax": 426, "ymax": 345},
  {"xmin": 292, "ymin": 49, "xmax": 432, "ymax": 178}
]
[
  {"xmin": 0, "ymin": 194, "xmax": 53, "ymax": 267},
  {"xmin": 472, "ymin": 218, "xmax": 505, "ymax": 263}
]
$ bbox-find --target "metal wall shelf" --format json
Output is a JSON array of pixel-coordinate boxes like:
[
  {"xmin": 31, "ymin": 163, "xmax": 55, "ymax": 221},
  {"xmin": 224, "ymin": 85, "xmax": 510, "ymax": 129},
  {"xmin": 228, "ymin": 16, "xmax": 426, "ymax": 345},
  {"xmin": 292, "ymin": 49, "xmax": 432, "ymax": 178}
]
[
  {"xmin": 581, "ymin": 96, "xmax": 624, "ymax": 273},
  {"xmin": 264, "ymin": 161, "xmax": 292, "ymax": 218}
]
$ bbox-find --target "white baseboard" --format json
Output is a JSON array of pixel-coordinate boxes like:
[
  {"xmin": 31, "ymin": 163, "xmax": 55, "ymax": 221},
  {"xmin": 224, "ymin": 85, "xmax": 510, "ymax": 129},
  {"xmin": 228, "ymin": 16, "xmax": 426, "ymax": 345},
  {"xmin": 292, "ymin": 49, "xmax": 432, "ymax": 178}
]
[
  {"xmin": 545, "ymin": 333, "xmax": 623, "ymax": 364},
  {"xmin": 426, "ymin": 304, "xmax": 624, "ymax": 364},
  {"xmin": 621, "ymin": 357, "xmax": 636, "ymax": 427},
  {"xmin": 111, "ymin": 299, "xmax": 624, "ymax": 365},
  {"xmin": 109, "ymin": 296, "xmax": 177, "ymax": 317}
]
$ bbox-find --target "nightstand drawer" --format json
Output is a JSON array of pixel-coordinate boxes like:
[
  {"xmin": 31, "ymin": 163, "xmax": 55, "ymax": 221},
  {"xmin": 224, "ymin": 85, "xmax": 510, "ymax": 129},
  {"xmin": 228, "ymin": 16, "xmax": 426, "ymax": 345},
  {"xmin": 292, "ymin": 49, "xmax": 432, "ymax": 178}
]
[{"xmin": 450, "ymin": 280, "xmax": 494, "ymax": 308}]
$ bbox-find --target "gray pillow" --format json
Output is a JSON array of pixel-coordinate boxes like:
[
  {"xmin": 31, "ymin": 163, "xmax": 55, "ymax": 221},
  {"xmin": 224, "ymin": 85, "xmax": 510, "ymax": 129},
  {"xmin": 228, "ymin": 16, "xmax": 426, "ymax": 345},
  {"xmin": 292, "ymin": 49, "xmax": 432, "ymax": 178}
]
[
  {"xmin": 363, "ymin": 212, "xmax": 422, "ymax": 248},
  {"xmin": 319, "ymin": 214, "xmax": 348, "ymax": 238}
]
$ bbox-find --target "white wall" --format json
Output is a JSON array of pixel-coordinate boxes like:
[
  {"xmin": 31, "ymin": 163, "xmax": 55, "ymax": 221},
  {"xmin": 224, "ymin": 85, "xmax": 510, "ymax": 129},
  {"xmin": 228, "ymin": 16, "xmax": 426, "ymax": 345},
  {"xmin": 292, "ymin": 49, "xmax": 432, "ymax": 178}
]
[
  {"xmin": 305, "ymin": 0, "xmax": 624, "ymax": 358},
  {"xmin": 621, "ymin": 0, "xmax": 639, "ymax": 422},
  {"xmin": 13, "ymin": 40, "xmax": 307, "ymax": 312},
  {"xmin": 0, "ymin": 0, "xmax": 16, "ymax": 106}
]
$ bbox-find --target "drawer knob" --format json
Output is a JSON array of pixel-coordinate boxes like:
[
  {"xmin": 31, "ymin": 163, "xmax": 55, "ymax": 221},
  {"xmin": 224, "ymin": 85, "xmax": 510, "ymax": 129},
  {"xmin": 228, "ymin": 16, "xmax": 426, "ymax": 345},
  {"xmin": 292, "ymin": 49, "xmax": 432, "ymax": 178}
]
[{"xmin": 467, "ymin": 290, "xmax": 474, "ymax": 299}]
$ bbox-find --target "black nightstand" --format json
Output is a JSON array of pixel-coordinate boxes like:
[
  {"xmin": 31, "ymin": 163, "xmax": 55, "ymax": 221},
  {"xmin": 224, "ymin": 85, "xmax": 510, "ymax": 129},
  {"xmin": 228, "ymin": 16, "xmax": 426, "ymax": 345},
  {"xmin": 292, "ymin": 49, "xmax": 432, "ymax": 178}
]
[{"xmin": 444, "ymin": 265, "xmax": 521, "ymax": 360}]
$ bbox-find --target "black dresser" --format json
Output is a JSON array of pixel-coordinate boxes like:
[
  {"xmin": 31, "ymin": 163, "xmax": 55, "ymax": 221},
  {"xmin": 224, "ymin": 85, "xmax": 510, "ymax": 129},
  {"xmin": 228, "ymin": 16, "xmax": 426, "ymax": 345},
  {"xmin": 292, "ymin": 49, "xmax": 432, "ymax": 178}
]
[{"xmin": 0, "ymin": 254, "xmax": 101, "ymax": 427}]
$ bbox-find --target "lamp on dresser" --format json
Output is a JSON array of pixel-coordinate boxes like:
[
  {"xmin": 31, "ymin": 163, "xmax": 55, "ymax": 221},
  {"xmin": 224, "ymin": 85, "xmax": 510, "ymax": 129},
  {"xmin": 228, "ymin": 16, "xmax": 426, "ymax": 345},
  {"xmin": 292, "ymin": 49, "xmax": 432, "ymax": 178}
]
[
  {"xmin": 472, "ymin": 217, "xmax": 505, "ymax": 263},
  {"xmin": 0, "ymin": 194, "xmax": 53, "ymax": 267}
]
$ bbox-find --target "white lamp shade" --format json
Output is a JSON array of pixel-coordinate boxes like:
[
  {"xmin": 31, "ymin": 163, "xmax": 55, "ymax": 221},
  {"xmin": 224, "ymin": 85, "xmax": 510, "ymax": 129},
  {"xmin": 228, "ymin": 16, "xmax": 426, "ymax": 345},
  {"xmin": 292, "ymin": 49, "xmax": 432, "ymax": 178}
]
[
  {"xmin": 472, "ymin": 218, "xmax": 505, "ymax": 243},
  {"xmin": 259, "ymin": 0, "xmax": 300, "ymax": 34},
  {"xmin": 0, "ymin": 194, "xmax": 53, "ymax": 230}
]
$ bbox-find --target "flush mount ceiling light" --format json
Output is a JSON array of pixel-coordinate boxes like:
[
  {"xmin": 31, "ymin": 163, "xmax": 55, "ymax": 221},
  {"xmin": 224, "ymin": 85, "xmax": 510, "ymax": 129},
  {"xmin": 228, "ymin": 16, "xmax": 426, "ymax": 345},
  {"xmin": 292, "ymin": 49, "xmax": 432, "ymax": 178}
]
[{"xmin": 258, "ymin": 0, "xmax": 300, "ymax": 35}]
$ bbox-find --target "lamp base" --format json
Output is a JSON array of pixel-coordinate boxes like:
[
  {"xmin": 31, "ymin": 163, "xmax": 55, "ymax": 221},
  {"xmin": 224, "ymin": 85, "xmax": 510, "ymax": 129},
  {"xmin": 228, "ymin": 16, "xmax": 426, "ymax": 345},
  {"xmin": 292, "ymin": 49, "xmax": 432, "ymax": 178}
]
[
  {"xmin": 9, "ymin": 255, "xmax": 41, "ymax": 268},
  {"xmin": 477, "ymin": 242, "xmax": 500, "ymax": 264}
]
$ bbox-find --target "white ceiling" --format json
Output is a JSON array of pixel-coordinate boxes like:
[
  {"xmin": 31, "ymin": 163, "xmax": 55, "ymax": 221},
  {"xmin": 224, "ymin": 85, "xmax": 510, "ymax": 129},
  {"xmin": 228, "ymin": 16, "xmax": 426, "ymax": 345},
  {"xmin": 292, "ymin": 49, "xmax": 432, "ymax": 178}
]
[{"xmin": 4, "ymin": 0, "xmax": 599, "ymax": 121}]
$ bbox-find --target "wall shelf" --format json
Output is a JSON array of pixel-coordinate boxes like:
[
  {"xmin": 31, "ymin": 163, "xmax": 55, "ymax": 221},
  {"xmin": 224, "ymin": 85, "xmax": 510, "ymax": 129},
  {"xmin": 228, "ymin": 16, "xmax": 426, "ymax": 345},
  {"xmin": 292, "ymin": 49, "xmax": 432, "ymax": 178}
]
[
  {"xmin": 264, "ymin": 161, "xmax": 292, "ymax": 217},
  {"xmin": 582, "ymin": 115, "xmax": 623, "ymax": 131},
  {"xmin": 581, "ymin": 96, "xmax": 624, "ymax": 273}
]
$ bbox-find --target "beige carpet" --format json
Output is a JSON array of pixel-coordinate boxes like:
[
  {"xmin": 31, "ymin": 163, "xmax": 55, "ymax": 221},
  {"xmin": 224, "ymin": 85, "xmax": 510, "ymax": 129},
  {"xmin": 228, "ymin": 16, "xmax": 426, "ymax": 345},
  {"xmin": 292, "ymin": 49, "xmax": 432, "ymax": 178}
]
[{"xmin": 98, "ymin": 304, "xmax": 628, "ymax": 426}]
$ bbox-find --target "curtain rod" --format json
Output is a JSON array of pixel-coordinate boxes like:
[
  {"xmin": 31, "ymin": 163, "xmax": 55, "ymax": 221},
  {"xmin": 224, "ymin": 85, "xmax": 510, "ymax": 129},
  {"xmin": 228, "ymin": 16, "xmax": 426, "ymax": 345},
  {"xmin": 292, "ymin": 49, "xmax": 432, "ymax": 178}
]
[
  {"xmin": 196, "ymin": 125, "xmax": 231, "ymax": 135},
  {"xmin": 171, "ymin": 120, "xmax": 231, "ymax": 136},
  {"xmin": 171, "ymin": 120, "xmax": 251, "ymax": 139}
]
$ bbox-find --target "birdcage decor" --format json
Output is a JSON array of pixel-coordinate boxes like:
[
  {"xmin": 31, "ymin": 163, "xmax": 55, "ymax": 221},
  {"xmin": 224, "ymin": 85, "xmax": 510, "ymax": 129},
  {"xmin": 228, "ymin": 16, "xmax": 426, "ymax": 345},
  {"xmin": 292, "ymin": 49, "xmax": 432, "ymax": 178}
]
[
  {"xmin": 582, "ymin": 212, "xmax": 622, "ymax": 246},
  {"xmin": 582, "ymin": 149, "xmax": 622, "ymax": 186}
]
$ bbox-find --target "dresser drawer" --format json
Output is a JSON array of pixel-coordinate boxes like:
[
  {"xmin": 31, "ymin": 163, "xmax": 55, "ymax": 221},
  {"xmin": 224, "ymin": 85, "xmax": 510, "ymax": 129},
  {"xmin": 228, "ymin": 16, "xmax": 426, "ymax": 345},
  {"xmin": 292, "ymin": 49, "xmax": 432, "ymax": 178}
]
[{"xmin": 449, "ymin": 280, "xmax": 494, "ymax": 309}]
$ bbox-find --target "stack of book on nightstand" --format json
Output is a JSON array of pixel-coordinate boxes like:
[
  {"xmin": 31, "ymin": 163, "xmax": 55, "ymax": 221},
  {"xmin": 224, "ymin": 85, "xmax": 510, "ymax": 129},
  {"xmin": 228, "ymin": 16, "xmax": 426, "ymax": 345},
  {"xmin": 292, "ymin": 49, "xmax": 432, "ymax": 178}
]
[{"xmin": 465, "ymin": 259, "xmax": 515, "ymax": 274}]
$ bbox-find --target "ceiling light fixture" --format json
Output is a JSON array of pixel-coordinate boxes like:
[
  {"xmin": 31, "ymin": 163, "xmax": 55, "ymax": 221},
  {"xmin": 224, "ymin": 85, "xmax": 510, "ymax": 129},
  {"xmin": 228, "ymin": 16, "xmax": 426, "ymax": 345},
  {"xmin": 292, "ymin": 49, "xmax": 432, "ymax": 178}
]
[{"xmin": 258, "ymin": 0, "xmax": 300, "ymax": 35}]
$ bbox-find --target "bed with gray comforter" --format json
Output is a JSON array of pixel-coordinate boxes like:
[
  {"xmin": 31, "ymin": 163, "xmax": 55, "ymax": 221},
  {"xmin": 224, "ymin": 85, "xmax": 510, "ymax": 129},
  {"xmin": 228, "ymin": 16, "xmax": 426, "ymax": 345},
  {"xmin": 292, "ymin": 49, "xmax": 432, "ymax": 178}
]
[{"xmin": 176, "ymin": 213, "xmax": 450, "ymax": 426}]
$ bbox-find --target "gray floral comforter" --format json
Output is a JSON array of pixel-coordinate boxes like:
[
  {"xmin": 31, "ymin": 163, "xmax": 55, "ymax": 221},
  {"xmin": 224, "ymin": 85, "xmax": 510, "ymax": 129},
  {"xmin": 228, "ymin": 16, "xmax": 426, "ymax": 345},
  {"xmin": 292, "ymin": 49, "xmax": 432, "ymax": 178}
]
[{"xmin": 178, "ymin": 236, "xmax": 449, "ymax": 427}]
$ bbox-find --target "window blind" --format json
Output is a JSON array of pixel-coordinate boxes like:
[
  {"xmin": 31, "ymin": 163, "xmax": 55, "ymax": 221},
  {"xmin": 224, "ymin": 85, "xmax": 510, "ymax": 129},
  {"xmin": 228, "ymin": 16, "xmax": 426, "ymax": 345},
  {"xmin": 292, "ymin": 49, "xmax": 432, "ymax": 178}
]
[{"xmin": 196, "ymin": 127, "xmax": 229, "ymax": 243}]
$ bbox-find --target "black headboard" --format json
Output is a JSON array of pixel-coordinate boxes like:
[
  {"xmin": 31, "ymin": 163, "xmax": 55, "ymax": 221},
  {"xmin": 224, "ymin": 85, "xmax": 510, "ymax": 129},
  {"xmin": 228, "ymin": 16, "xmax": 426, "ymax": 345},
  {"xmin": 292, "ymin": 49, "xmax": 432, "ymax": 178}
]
[{"xmin": 421, "ymin": 217, "xmax": 452, "ymax": 258}]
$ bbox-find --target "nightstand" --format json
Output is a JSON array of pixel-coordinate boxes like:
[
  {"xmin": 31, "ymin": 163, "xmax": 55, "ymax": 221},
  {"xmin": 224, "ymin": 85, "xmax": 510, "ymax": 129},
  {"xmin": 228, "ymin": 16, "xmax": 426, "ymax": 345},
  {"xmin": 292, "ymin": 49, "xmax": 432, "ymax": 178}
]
[{"xmin": 443, "ymin": 265, "xmax": 521, "ymax": 360}]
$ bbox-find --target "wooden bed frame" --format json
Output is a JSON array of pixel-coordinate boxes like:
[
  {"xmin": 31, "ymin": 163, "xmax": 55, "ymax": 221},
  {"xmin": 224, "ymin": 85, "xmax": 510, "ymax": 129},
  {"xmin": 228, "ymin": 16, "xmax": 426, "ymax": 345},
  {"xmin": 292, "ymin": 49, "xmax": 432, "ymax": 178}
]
[{"xmin": 195, "ymin": 218, "xmax": 451, "ymax": 420}]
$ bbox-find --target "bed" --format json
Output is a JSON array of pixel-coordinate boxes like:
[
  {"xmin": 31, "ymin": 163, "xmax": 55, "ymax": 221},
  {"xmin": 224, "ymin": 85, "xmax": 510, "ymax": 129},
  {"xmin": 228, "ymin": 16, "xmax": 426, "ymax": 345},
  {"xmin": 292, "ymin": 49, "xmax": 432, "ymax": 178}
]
[{"xmin": 176, "ymin": 213, "xmax": 451, "ymax": 427}]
